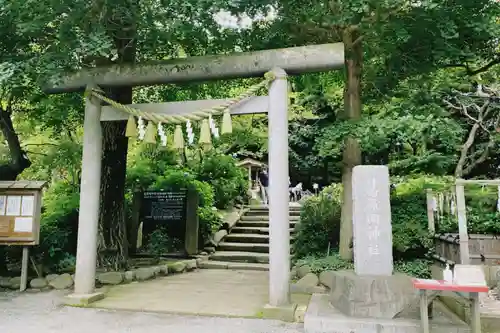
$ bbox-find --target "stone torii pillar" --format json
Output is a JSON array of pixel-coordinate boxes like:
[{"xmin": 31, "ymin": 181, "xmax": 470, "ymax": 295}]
[
  {"xmin": 66, "ymin": 85, "xmax": 104, "ymax": 305},
  {"xmin": 267, "ymin": 68, "xmax": 291, "ymax": 308}
]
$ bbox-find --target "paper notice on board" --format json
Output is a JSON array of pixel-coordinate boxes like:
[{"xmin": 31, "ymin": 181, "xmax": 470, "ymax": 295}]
[
  {"xmin": 21, "ymin": 196, "xmax": 34, "ymax": 216},
  {"xmin": 14, "ymin": 217, "xmax": 33, "ymax": 233},
  {"xmin": 0, "ymin": 196, "xmax": 6, "ymax": 215},
  {"xmin": 6, "ymin": 196, "xmax": 21, "ymax": 216}
]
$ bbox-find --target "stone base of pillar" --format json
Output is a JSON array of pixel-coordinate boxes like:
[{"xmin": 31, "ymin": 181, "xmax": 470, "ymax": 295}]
[
  {"xmin": 261, "ymin": 303, "xmax": 298, "ymax": 322},
  {"xmin": 329, "ymin": 270, "xmax": 419, "ymax": 319},
  {"xmin": 304, "ymin": 294, "xmax": 470, "ymax": 333},
  {"xmin": 64, "ymin": 292, "xmax": 105, "ymax": 307}
]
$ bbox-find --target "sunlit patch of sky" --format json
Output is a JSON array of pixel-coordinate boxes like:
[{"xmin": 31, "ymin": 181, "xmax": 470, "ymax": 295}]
[{"xmin": 213, "ymin": 6, "xmax": 277, "ymax": 30}]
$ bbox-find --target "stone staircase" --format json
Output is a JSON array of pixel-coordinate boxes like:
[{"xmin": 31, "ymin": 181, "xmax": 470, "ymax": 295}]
[{"xmin": 202, "ymin": 205, "xmax": 301, "ymax": 271}]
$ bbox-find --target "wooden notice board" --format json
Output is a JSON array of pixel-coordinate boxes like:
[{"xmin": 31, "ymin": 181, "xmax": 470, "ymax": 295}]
[{"xmin": 0, "ymin": 181, "xmax": 46, "ymax": 246}]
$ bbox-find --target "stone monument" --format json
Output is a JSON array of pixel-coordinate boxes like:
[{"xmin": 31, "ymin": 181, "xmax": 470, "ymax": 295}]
[
  {"xmin": 304, "ymin": 166, "xmax": 470, "ymax": 333},
  {"xmin": 330, "ymin": 166, "xmax": 417, "ymax": 319}
]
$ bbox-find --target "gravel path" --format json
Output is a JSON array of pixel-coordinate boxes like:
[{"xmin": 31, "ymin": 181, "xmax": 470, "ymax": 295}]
[{"xmin": 0, "ymin": 290, "xmax": 304, "ymax": 333}]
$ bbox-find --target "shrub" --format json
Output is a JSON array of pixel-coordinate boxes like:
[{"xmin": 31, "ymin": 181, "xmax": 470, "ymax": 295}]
[
  {"xmin": 295, "ymin": 253, "xmax": 353, "ymax": 274},
  {"xmin": 146, "ymin": 227, "xmax": 183, "ymax": 259},
  {"xmin": 196, "ymin": 153, "xmax": 248, "ymax": 209},
  {"xmin": 293, "ymin": 184, "xmax": 342, "ymax": 259},
  {"xmin": 36, "ymin": 181, "xmax": 80, "ymax": 272},
  {"xmin": 390, "ymin": 175, "xmax": 451, "ymax": 260}
]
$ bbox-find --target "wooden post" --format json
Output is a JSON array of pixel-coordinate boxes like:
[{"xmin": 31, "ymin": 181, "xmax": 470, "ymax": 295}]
[
  {"xmin": 185, "ymin": 190, "xmax": 199, "ymax": 256},
  {"xmin": 20, "ymin": 246, "xmax": 29, "ymax": 291},
  {"xmin": 248, "ymin": 166, "xmax": 252, "ymax": 191},
  {"xmin": 470, "ymin": 292, "xmax": 481, "ymax": 333},
  {"xmin": 128, "ymin": 191, "xmax": 142, "ymax": 255},
  {"xmin": 426, "ymin": 189, "xmax": 435, "ymax": 234},
  {"xmin": 455, "ymin": 183, "xmax": 470, "ymax": 264},
  {"xmin": 419, "ymin": 290, "xmax": 430, "ymax": 333}
]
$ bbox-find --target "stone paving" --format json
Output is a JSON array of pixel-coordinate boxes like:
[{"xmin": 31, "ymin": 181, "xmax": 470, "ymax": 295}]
[
  {"xmin": 92, "ymin": 269, "xmax": 271, "ymax": 317},
  {"xmin": 0, "ymin": 289, "xmax": 304, "ymax": 333}
]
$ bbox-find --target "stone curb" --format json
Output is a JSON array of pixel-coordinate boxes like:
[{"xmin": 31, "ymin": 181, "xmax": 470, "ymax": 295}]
[{"xmin": 0, "ymin": 258, "xmax": 203, "ymax": 292}]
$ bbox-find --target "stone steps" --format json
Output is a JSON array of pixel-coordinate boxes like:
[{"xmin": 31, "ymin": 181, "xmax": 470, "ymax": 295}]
[
  {"xmin": 204, "ymin": 206, "xmax": 300, "ymax": 271},
  {"xmin": 225, "ymin": 233, "xmax": 295, "ymax": 244},
  {"xmin": 218, "ymin": 242, "xmax": 269, "ymax": 253},
  {"xmin": 240, "ymin": 215, "xmax": 301, "ymax": 221},
  {"xmin": 245, "ymin": 211, "xmax": 301, "ymax": 217},
  {"xmin": 231, "ymin": 226, "xmax": 296, "ymax": 234},
  {"xmin": 199, "ymin": 260, "xmax": 269, "ymax": 271},
  {"xmin": 225, "ymin": 233, "xmax": 270, "ymax": 243},
  {"xmin": 209, "ymin": 251, "xmax": 269, "ymax": 264},
  {"xmin": 238, "ymin": 220, "xmax": 298, "ymax": 228}
]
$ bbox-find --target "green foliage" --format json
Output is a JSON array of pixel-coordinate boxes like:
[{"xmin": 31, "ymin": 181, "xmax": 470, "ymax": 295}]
[
  {"xmin": 36, "ymin": 181, "xmax": 80, "ymax": 272},
  {"xmin": 295, "ymin": 176, "xmax": 450, "ymax": 263},
  {"xmin": 146, "ymin": 227, "xmax": 183, "ymax": 259},
  {"xmin": 296, "ymin": 254, "xmax": 431, "ymax": 278},
  {"xmin": 293, "ymin": 184, "xmax": 342, "ymax": 259},
  {"xmin": 196, "ymin": 153, "xmax": 248, "ymax": 209},
  {"xmin": 437, "ymin": 185, "xmax": 500, "ymax": 235},
  {"xmin": 394, "ymin": 259, "xmax": 432, "ymax": 279},
  {"xmin": 295, "ymin": 253, "xmax": 354, "ymax": 274},
  {"xmin": 390, "ymin": 175, "xmax": 452, "ymax": 259}
]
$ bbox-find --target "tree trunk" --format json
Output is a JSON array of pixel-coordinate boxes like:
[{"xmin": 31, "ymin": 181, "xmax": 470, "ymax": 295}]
[
  {"xmin": 96, "ymin": 0, "xmax": 137, "ymax": 270},
  {"xmin": 339, "ymin": 28, "xmax": 363, "ymax": 261},
  {"xmin": 0, "ymin": 104, "xmax": 31, "ymax": 272},
  {"xmin": 0, "ymin": 109, "xmax": 31, "ymax": 180},
  {"xmin": 97, "ymin": 100, "xmax": 130, "ymax": 270}
]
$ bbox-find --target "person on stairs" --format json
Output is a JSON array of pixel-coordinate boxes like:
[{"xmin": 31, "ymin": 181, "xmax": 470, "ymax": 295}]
[{"xmin": 258, "ymin": 168, "xmax": 269, "ymax": 205}]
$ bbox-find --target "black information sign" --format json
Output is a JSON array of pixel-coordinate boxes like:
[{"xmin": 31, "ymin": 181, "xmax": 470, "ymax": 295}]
[
  {"xmin": 142, "ymin": 190, "xmax": 187, "ymax": 222},
  {"xmin": 140, "ymin": 189, "xmax": 188, "ymax": 252}
]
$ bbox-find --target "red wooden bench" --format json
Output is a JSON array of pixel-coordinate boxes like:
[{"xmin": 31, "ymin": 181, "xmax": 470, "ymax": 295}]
[{"xmin": 412, "ymin": 278, "xmax": 489, "ymax": 333}]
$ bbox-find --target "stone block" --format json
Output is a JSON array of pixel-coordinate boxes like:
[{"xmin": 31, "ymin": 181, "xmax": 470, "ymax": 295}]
[
  {"xmin": 195, "ymin": 257, "xmax": 204, "ymax": 266},
  {"xmin": 134, "ymin": 267, "xmax": 155, "ymax": 281},
  {"xmin": 184, "ymin": 259, "xmax": 197, "ymax": 271},
  {"xmin": 169, "ymin": 261, "xmax": 187, "ymax": 273},
  {"xmin": 49, "ymin": 273, "xmax": 74, "ymax": 290},
  {"xmin": 46, "ymin": 274, "xmax": 59, "ymax": 282},
  {"xmin": 124, "ymin": 271, "xmax": 135, "ymax": 282},
  {"xmin": 297, "ymin": 265, "xmax": 311, "ymax": 278},
  {"xmin": 9, "ymin": 277, "xmax": 21, "ymax": 289},
  {"xmin": 291, "ymin": 273, "xmax": 319, "ymax": 294},
  {"xmin": 261, "ymin": 303, "xmax": 298, "ymax": 322},
  {"xmin": 97, "ymin": 272, "xmax": 124, "ymax": 285},
  {"xmin": 319, "ymin": 271, "xmax": 335, "ymax": 289},
  {"xmin": 159, "ymin": 265, "xmax": 169, "ymax": 275},
  {"xmin": 329, "ymin": 270, "xmax": 418, "ymax": 319},
  {"xmin": 30, "ymin": 277, "xmax": 48, "ymax": 289},
  {"xmin": 65, "ymin": 292, "xmax": 105, "ymax": 307},
  {"xmin": 213, "ymin": 230, "xmax": 228, "ymax": 244},
  {"xmin": 152, "ymin": 266, "xmax": 161, "ymax": 276}
]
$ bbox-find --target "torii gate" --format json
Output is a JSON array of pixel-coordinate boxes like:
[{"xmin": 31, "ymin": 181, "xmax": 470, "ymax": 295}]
[{"xmin": 43, "ymin": 43, "xmax": 344, "ymax": 311}]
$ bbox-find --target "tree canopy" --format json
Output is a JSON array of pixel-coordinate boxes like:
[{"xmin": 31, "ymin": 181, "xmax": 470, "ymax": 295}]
[{"xmin": 1, "ymin": 0, "xmax": 500, "ymax": 270}]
